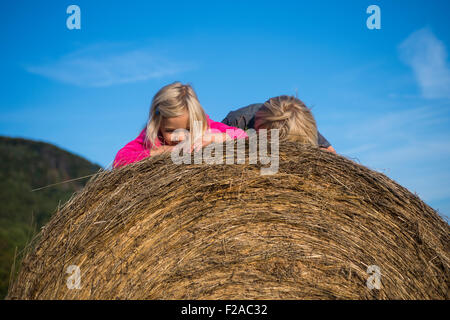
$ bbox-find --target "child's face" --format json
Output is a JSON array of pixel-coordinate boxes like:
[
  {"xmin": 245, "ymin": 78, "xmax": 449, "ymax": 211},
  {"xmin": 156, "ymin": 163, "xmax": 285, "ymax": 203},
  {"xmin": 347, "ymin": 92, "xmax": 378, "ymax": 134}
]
[{"xmin": 159, "ymin": 109, "xmax": 190, "ymax": 146}]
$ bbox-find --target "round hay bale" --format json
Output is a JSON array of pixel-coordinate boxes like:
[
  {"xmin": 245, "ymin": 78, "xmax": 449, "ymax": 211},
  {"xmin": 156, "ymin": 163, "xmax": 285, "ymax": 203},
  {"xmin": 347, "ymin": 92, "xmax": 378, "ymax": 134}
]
[{"xmin": 7, "ymin": 140, "xmax": 449, "ymax": 299}]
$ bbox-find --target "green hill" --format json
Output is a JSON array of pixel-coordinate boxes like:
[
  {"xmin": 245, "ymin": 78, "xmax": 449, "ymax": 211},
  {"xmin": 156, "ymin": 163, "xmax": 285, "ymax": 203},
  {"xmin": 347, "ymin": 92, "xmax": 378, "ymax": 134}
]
[{"xmin": 0, "ymin": 136, "xmax": 102, "ymax": 298}]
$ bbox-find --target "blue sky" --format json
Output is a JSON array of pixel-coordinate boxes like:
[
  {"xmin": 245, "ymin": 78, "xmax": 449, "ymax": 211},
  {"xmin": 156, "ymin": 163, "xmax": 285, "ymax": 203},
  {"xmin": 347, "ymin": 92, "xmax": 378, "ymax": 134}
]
[{"xmin": 1, "ymin": 0, "xmax": 449, "ymax": 219}]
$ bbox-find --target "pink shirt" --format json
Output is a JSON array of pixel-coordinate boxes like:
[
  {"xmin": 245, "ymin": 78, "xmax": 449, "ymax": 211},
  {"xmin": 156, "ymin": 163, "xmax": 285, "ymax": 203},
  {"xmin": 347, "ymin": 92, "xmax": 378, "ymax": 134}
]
[{"xmin": 113, "ymin": 114, "xmax": 247, "ymax": 168}]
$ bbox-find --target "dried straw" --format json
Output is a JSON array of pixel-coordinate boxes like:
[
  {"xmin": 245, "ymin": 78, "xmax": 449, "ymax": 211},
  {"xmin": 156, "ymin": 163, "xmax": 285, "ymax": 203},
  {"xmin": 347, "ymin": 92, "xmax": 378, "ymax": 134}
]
[{"xmin": 7, "ymin": 139, "xmax": 449, "ymax": 299}]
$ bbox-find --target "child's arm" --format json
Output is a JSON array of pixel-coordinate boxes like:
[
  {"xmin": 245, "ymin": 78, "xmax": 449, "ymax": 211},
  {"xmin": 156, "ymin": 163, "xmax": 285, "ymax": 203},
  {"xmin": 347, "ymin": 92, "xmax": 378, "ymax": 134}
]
[
  {"xmin": 318, "ymin": 131, "xmax": 330, "ymax": 148},
  {"xmin": 113, "ymin": 129, "xmax": 151, "ymax": 168},
  {"xmin": 321, "ymin": 145, "xmax": 337, "ymax": 154},
  {"xmin": 190, "ymin": 115, "xmax": 248, "ymax": 151},
  {"xmin": 209, "ymin": 116, "xmax": 248, "ymax": 139},
  {"xmin": 318, "ymin": 131, "xmax": 336, "ymax": 153}
]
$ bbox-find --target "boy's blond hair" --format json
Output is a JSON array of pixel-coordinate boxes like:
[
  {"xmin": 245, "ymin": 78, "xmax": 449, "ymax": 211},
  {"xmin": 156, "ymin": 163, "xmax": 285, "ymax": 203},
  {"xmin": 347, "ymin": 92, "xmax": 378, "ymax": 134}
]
[
  {"xmin": 255, "ymin": 95, "xmax": 318, "ymax": 146},
  {"xmin": 145, "ymin": 82, "xmax": 209, "ymax": 148}
]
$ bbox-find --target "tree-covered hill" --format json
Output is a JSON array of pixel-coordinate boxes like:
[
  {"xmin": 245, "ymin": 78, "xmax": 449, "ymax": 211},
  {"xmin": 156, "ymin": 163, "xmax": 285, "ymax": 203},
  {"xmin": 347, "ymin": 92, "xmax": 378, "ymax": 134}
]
[{"xmin": 0, "ymin": 136, "xmax": 102, "ymax": 298}]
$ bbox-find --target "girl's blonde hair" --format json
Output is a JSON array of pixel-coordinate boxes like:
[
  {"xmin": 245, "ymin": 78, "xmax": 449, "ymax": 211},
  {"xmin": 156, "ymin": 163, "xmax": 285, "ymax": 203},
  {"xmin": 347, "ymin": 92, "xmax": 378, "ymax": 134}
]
[
  {"xmin": 255, "ymin": 95, "xmax": 318, "ymax": 146},
  {"xmin": 144, "ymin": 82, "xmax": 209, "ymax": 148}
]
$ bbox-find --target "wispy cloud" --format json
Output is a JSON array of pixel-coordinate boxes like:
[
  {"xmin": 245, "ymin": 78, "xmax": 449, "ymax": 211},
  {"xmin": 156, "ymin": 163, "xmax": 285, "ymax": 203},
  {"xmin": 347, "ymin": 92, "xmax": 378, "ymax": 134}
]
[
  {"xmin": 398, "ymin": 27, "xmax": 450, "ymax": 99},
  {"xmin": 345, "ymin": 105, "xmax": 448, "ymax": 138},
  {"xmin": 25, "ymin": 43, "xmax": 192, "ymax": 87},
  {"xmin": 339, "ymin": 104, "xmax": 450, "ymax": 215}
]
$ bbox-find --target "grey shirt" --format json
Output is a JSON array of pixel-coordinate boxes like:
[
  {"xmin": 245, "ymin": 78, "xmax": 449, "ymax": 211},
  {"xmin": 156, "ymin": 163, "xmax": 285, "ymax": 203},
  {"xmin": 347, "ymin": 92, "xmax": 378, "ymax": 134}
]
[{"xmin": 221, "ymin": 103, "xmax": 331, "ymax": 148}]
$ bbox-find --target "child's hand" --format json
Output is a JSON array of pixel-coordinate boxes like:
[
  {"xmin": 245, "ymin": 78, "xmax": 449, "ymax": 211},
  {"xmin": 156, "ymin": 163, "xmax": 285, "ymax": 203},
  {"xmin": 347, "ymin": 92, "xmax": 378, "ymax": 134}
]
[
  {"xmin": 320, "ymin": 146, "xmax": 337, "ymax": 154},
  {"xmin": 191, "ymin": 132, "xmax": 229, "ymax": 152}
]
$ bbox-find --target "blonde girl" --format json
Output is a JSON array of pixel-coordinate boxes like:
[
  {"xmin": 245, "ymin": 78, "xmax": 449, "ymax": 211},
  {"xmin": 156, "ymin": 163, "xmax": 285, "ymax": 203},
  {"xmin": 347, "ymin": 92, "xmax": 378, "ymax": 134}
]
[{"xmin": 113, "ymin": 82, "xmax": 247, "ymax": 168}]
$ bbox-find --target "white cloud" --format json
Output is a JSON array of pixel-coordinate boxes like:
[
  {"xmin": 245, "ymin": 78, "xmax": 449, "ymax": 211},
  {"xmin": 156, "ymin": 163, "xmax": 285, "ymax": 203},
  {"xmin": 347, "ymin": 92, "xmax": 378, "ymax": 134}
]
[
  {"xmin": 398, "ymin": 27, "xmax": 450, "ymax": 99},
  {"xmin": 26, "ymin": 43, "xmax": 192, "ymax": 87},
  {"xmin": 338, "ymin": 104, "xmax": 450, "ymax": 214},
  {"xmin": 343, "ymin": 105, "xmax": 448, "ymax": 141}
]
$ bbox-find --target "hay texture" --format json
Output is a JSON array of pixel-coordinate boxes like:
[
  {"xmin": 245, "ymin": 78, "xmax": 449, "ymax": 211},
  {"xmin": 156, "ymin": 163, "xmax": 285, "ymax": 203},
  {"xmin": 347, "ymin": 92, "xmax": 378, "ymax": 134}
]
[{"xmin": 7, "ymin": 140, "xmax": 450, "ymax": 299}]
